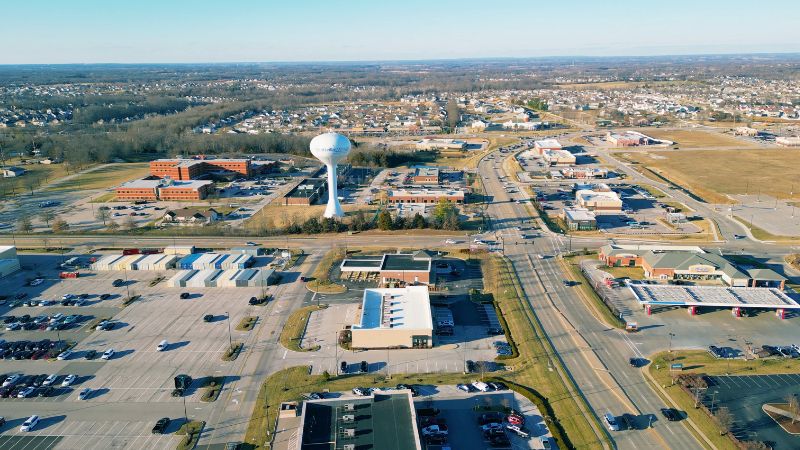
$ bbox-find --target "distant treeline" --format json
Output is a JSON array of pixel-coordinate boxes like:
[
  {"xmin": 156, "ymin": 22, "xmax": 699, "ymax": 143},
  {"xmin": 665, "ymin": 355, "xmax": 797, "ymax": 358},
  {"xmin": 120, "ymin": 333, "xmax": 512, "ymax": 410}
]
[
  {"xmin": 346, "ymin": 149, "xmax": 428, "ymax": 168},
  {"xmin": 72, "ymin": 96, "xmax": 191, "ymax": 124}
]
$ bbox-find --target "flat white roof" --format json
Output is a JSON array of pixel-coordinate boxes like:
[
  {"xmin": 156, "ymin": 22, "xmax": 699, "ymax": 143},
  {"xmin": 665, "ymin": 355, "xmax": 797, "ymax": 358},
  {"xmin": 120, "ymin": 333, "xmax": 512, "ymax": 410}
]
[
  {"xmin": 628, "ymin": 283, "xmax": 800, "ymax": 309},
  {"xmin": 119, "ymin": 179, "xmax": 161, "ymax": 189},
  {"xmin": 564, "ymin": 208, "xmax": 596, "ymax": 221},
  {"xmin": 354, "ymin": 286, "xmax": 433, "ymax": 330},
  {"xmin": 534, "ymin": 139, "xmax": 562, "ymax": 149}
]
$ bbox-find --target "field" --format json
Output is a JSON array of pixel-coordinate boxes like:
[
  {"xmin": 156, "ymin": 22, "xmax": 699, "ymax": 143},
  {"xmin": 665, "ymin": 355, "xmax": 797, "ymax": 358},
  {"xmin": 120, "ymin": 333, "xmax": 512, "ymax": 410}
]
[
  {"xmin": 644, "ymin": 129, "xmax": 754, "ymax": 148},
  {"xmin": 622, "ymin": 149, "xmax": 800, "ymax": 203},
  {"xmin": 44, "ymin": 163, "xmax": 151, "ymax": 192}
]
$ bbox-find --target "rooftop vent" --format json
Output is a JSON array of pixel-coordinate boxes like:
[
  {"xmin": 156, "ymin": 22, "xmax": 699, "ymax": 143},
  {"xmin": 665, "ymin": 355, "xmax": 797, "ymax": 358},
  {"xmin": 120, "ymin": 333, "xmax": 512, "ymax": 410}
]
[
  {"xmin": 344, "ymin": 403, "xmax": 355, "ymax": 411},
  {"xmin": 342, "ymin": 414, "xmax": 355, "ymax": 423}
]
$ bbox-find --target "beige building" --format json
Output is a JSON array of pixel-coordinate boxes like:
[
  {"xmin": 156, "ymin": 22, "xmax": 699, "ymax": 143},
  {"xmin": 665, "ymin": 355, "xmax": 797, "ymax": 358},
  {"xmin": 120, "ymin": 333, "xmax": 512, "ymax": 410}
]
[
  {"xmin": 776, "ymin": 136, "xmax": 800, "ymax": 147},
  {"xmin": 351, "ymin": 286, "xmax": 433, "ymax": 349},
  {"xmin": 576, "ymin": 188, "xmax": 623, "ymax": 212},
  {"xmin": 543, "ymin": 149, "xmax": 576, "ymax": 166}
]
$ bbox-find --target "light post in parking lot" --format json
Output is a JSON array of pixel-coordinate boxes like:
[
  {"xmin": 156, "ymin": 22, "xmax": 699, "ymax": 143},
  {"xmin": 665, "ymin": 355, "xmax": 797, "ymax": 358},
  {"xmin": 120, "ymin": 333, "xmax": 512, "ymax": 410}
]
[
  {"xmin": 123, "ymin": 268, "xmax": 131, "ymax": 300},
  {"xmin": 668, "ymin": 332, "xmax": 676, "ymax": 353},
  {"xmin": 225, "ymin": 311, "xmax": 233, "ymax": 349}
]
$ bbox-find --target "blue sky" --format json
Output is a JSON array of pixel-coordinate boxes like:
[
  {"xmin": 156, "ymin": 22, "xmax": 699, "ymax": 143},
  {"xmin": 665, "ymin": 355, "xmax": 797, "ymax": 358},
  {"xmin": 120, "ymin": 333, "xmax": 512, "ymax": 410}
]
[{"xmin": 3, "ymin": 0, "xmax": 800, "ymax": 64}]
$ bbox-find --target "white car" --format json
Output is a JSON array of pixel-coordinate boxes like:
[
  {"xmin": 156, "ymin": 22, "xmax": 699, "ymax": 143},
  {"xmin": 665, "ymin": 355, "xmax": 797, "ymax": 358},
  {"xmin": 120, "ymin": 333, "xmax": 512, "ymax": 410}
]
[
  {"xmin": 42, "ymin": 374, "xmax": 58, "ymax": 386},
  {"xmin": 57, "ymin": 350, "xmax": 73, "ymax": 361},
  {"xmin": 604, "ymin": 413, "xmax": 620, "ymax": 431},
  {"xmin": 3, "ymin": 374, "xmax": 21, "ymax": 387},
  {"xmin": 30, "ymin": 278, "xmax": 44, "ymax": 286},
  {"xmin": 20, "ymin": 415, "xmax": 39, "ymax": 432},
  {"xmin": 18, "ymin": 386, "xmax": 36, "ymax": 398},
  {"xmin": 61, "ymin": 374, "xmax": 77, "ymax": 387},
  {"xmin": 444, "ymin": 239, "xmax": 457, "ymax": 245},
  {"xmin": 101, "ymin": 349, "xmax": 115, "ymax": 360}
]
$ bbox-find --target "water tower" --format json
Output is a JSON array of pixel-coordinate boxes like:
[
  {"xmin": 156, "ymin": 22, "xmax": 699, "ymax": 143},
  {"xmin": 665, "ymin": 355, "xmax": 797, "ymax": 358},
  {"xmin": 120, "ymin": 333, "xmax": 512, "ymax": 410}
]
[{"xmin": 310, "ymin": 132, "xmax": 351, "ymax": 218}]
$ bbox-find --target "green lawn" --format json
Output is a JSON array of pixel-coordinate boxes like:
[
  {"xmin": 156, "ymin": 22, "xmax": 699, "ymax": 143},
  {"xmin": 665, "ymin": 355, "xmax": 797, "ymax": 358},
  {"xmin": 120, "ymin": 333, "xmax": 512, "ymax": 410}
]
[
  {"xmin": 44, "ymin": 163, "xmax": 150, "ymax": 192},
  {"xmin": 279, "ymin": 305, "xmax": 326, "ymax": 352}
]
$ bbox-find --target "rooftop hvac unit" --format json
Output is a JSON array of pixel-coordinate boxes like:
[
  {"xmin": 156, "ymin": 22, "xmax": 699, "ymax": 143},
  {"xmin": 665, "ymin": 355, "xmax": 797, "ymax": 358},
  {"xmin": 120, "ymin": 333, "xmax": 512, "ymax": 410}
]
[
  {"xmin": 344, "ymin": 403, "xmax": 355, "ymax": 411},
  {"xmin": 343, "ymin": 445, "xmax": 355, "ymax": 450},
  {"xmin": 341, "ymin": 414, "xmax": 355, "ymax": 423},
  {"xmin": 344, "ymin": 428, "xmax": 355, "ymax": 438}
]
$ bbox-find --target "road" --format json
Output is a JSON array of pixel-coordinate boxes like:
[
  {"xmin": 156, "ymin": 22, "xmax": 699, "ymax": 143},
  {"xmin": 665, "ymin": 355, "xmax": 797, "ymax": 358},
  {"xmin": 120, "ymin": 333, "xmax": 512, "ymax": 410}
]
[{"xmin": 479, "ymin": 148, "xmax": 702, "ymax": 449}]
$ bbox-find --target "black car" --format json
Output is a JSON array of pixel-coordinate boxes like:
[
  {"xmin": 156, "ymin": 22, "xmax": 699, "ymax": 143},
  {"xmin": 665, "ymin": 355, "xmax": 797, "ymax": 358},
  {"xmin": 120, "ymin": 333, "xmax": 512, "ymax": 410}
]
[
  {"xmin": 488, "ymin": 382, "xmax": 507, "ymax": 391},
  {"xmin": 85, "ymin": 350, "xmax": 98, "ymax": 360},
  {"xmin": 112, "ymin": 279, "xmax": 124, "ymax": 287},
  {"xmin": 99, "ymin": 293, "xmax": 111, "ymax": 300},
  {"xmin": 488, "ymin": 433, "xmax": 511, "ymax": 447},
  {"xmin": 203, "ymin": 314, "xmax": 214, "ymax": 323},
  {"xmin": 18, "ymin": 315, "xmax": 31, "ymax": 323},
  {"xmin": 340, "ymin": 361, "xmax": 347, "ymax": 373},
  {"xmin": 478, "ymin": 412, "xmax": 505, "ymax": 425},
  {"xmin": 360, "ymin": 360, "xmax": 368, "ymax": 373},
  {"xmin": 2, "ymin": 316, "xmax": 16, "ymax": 324},
  {"xmin": 152, "ymin": 417, "xmax": 170, "ymax": 434},
  {"xmin": 248, "ymin": 296, "xmax": 265, "ymax": 305},
  {"xmin": 180, "ymin": 292, "xmax": 191, "ymax": 299},
  {"xmin": 426, "ymin": 434, "xmax": 448, "ymax": 445},
  {"xmin": 660, "ymin": 408, "xmax": 680, "ymax": 421},
  {"xmin": 32, "ymin": 374, "xmax": 48, "ymax": 387},
  {"xmin": 38, "ymin": 386, "xmax": 55, "ymax": 397}
]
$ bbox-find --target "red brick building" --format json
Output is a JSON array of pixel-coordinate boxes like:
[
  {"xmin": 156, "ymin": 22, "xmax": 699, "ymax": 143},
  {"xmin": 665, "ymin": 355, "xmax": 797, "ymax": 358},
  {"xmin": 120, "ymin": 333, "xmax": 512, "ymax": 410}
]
[
  {"xmin": 115, "ymin": 179, "xmax": 213, "ymax": 201},
  {"xmin": 150, "ymin": 158, "xmax": 252, "ymax": 180}
]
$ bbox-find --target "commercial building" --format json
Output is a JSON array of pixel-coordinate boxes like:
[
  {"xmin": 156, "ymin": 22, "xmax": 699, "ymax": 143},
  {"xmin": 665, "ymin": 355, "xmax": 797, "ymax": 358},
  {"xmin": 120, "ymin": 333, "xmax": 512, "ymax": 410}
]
[
  {"xmin": 599, "ymin": 245, "xmax": 786, "ymax": 289},
  {"xmin": 149, "ymin": 158, "xmax": 252, "ymax": 180},
  {"xmin": 542, "ymin": 149, "xmax": 577, "ymax": 166},
  {"xmin": 388, "ymin": 188, "xmax": 465, "ymax": 205},
  {"xmin": 606, "ymin": 131, "xmax": 651, "ymax": 147},
  {"xmin": 562, "ymin": 208, "xmax": 597, "ymax": 231},
  {"xmin": 351, "ymin": 286, "xmax": 433, "ymax": 349},
  {"xmin": 340, "ymin": 250, "xmax": 436, "ymax": 285},
  {"xmin": 533, "ymin": 139, "xmax": 562, "ymax": 155},
  {"xmin": 162, "ymin": 208, "xmax": 220, "ymax": 226},
  {"xmin": 291, "ymin": 390, "xmax": 422, "ymax": 450},
  {"xmin": 776, "ymin": 136, "xmax": 800, "ymax": 147},
  {"xmin": 0, "ymin": 246, "xmax": 20, "ymax": 278},
  {"xmin": 415, "ymin": 137, "xmax": 466, "ymax": 151},
  {"xmin": 559, "ymin": 167, "xmax": 608, "ymax": 179},
  {"xmin": 115, "ymin": 178, "xmax": 213, "ymax": 201},
  {"xmin": 410, "ymin": 166, "xmax": 440, "ymax": 185},
  {"xmin": 575, "ymin": 187, "xmax": 622, "ymax": 212},
  {"xmin": 282, "ymin": 178, "xmax": 327, "ymax": 206},
  {"xmin": 733, "ymin": 127, "xmax": 760, "ymax": 137}
]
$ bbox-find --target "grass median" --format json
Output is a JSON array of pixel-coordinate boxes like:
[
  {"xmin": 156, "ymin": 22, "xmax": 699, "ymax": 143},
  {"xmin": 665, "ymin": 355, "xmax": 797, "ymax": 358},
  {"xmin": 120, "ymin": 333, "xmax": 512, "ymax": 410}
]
[
  {"xmin": 236, "ymin": 316, "xmax": 258, "ymax": 332},
  {"xmin": 176, "ymin": 420, "xmax": 205, "ymax": 450},
  {"xmin": 561, "ymin": 254, "xmax": 625, "ymax": 329},
  {"xmin": 279, "ymin": 305, "xmax": 327, "ymax": 352},
  {"xmin": 476, "ymin": 254, "xmax": 608, "ymax": 449}
]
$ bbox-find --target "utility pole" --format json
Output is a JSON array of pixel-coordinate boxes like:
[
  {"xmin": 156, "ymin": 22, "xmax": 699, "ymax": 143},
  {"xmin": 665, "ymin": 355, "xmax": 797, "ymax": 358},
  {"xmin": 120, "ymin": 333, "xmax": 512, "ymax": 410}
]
[
  {"xmin": 668, "ymin": 332, "xmax": 676, "ymax": 353},
  {"xmin": 334, "ymin": 330, "xmax": 339, "ymax": 376}
]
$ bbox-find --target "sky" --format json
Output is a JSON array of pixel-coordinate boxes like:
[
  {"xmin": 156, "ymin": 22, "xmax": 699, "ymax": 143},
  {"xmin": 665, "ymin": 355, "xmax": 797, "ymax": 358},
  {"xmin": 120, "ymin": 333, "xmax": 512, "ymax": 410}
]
[{"xmin": 3, "ymin": 0, "xmax": 800, "ymax": 64}]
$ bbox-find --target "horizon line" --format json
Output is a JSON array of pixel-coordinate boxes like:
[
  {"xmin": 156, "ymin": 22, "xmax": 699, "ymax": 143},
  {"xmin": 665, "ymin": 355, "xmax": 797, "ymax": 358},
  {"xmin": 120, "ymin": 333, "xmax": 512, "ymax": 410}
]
[{"xmin": 2, "ymin": 51, "xmax": 800, "ymax": 67}]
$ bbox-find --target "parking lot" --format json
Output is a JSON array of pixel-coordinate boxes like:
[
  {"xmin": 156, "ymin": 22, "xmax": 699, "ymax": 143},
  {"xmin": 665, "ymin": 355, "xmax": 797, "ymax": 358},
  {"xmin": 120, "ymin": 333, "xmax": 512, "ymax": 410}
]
[
  {"xmin": 702, "ymin": 374, "xmax": 800, "ymax": 449},
  {"xmin": 295, "ymin": 301, "xmax": 505, "ymax": 376},
  {"xmin": 0, "ymin": 253, "xmax": 290, "ymax": 449}
]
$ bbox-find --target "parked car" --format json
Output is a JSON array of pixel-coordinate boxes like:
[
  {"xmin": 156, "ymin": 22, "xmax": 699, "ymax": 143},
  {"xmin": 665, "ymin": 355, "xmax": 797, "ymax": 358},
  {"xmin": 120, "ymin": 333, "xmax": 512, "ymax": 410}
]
[
  {"xmin": 352, "ymin": 387, "xmax": 369, "ymax": 396},
  {"xmin": 78, "ymin": 388, "xmax": 92, "ymax": 400},
  {"xmin": 101, "ymin": 349, "xmax": 115, "ymax": 360},
  {"xmin": 340, "ymin": 361, "xmax": 347, "ymax": 373},
  {"xmin": 17, "ymin": 386, "xmax": 36, "ymax": 398},
  {"xmin": 203, "ymin": 314, "xmax": 214, "ymax": 323},
  {"xmin": 61, "ymin": 374, "xmax": 77, "ymax": 387},
  {"xmin": 57, "ymin": 350, "xmax": 73, "ymax": 361},
  {"xmin": 456, "ymin": 383, "xmax": 471, "ymax": 392},
  {"xmin": 360, "ymin": 360, "xmax": 368, "ymax": 373},
  {"xmin": 20, "ymin": 415, "xmax": 39, "ymax": 432},
  {"xmin": 44, "ymin": 375, "xmax": 62, "ymax": 387},
  {"xmin": 84, "ymin": 350, "xmax": 98, "ymax": 360},
  {"xmin": 152, "ymin": 417, "xmax": 170, "ymax": 434},
  {"xmin": 180, "ymin": 292, "xmax": 191, "ymax": 299}
]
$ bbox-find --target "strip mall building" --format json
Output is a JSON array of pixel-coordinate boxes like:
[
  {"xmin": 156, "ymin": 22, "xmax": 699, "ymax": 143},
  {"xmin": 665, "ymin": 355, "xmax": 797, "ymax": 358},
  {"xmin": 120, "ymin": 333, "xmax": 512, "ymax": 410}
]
[{"xmin": 599, "ymin": 245, "xmax": 785, "ymax": 289}]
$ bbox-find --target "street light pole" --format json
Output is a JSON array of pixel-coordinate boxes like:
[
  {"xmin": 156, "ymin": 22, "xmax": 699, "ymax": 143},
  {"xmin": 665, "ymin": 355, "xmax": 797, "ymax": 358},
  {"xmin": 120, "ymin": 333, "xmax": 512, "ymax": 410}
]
[
  {"xmin": 668, "ymin": 332, "xmax": 676, "ymax": 353},
  {"xmin": 226, "ymin": 311, "xmax": 233, "ymax": 349}
]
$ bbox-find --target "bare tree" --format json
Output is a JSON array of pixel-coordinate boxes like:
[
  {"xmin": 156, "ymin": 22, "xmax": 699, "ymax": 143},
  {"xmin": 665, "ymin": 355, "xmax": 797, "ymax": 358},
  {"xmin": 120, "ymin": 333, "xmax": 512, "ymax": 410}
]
[
  {"xmin": 38, "ymin": 210, "xmax": 55, "ymax": 227},
  {"xmin": 787, "ymin": 394, "xmax": 800, "ymax": 425},
  {"xmin": 51, "ymin": 219, "xmax": 69, "ymax": 233},
  {"xmin": 107, "ymin": 220, "xmax": 119, "ymax": 232},
  {"xmin": 95, "ymin": 208, "xmax": 111, "ymax": 226},
  {"xmin": 123, "ymin": 216, "xmax": 136, "ymax": 230},
  {"xmin": 714, "ymin": 407, "xmax": 734, "ymax": 436},
  {"xmin": 17, "ymin": 215, "xmax": 32, "ymax": 233}
]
